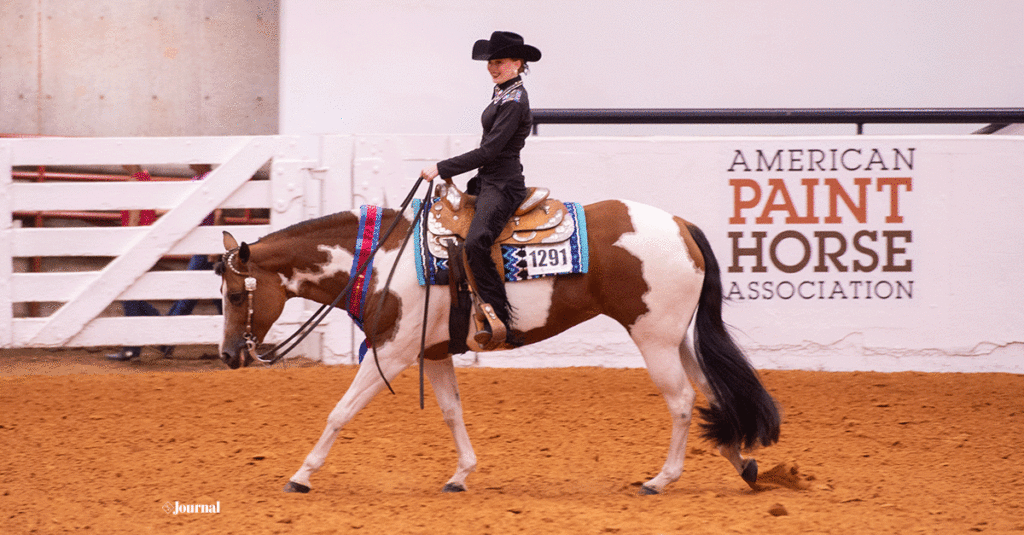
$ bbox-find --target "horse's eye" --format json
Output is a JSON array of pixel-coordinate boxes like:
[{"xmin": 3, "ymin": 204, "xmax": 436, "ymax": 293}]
[{"xmin": 228, "ymin": 292, "xmax": 245, "ymax": 306}]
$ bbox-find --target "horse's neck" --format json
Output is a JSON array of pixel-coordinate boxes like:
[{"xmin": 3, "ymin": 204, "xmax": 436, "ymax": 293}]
[
  {"xmin": 258, "ymin": 208, "xmax": 413, "ymax": 303},
  {"xmin": 252, "ymin": 213, "xmax": 357, "ymax": 298}
]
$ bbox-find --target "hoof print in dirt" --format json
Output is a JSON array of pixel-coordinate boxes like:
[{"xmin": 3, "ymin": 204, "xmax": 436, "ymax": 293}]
[{"xmin": 750, "ymin": 461, "xmax": 811, "ymax": 492}]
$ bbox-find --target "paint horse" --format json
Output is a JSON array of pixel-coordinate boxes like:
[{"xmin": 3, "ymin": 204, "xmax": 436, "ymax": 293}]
[{"xmin": 216, "ymin": 197, "xmax": 781, "ymax": 495}]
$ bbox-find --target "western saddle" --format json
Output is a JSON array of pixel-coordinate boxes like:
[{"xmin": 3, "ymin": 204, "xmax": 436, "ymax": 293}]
[
  {"xmin": 426, "ymin": 181, "xmax": 576, "ymax": 265},
  {"xmin": 426, "ymin": 180, "xmax": 575, "ymax": 351}
]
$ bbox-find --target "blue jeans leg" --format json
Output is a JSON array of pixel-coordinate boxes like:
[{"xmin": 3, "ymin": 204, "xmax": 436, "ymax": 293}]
[{"xmin": 121, "ymin": 300, "xmax": 160, "ymax": 357}]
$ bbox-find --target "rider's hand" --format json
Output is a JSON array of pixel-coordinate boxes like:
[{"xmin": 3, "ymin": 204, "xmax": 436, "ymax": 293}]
[{"xmin": 420, "ymin": 164, "xmax": 439, "ymax": 182}]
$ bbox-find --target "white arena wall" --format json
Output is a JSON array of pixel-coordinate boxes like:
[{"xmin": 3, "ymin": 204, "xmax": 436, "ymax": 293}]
[
  {"xmin": 3, "ymin": 134, "xmax": 1021, "ymax": 374},
  {"xmin": 350, "ymin": 133, "xmax": 1024, "ymax": 373}
]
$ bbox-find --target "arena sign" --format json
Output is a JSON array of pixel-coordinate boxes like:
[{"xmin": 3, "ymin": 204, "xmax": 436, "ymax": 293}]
[
  {"xmin": 513, "ymin": 135, "xmax": 1022, "ymax": 372},
  {"xmin": 723, "ymin": 144, "xmax": 915, "ymax": 303}
]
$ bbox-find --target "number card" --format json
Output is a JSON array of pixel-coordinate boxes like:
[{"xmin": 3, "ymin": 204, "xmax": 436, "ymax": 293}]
[{"xmin": 522, "ymin": 241, "xmax": 574, "ymax": 276}]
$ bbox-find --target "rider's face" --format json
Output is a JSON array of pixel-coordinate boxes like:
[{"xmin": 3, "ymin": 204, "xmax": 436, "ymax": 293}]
[{"xmin": 487, "ymin": 58, "xmax": 521, "ymax": 85}]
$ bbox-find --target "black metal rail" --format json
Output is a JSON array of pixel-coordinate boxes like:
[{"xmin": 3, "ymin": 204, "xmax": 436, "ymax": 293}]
[{"xmin": 531, "ymin": 108, "xmax": 1024, "ymax": 134}]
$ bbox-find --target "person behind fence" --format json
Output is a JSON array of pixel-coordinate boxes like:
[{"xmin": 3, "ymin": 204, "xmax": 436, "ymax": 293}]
[
  {"xmin": 108, "ymin": 165, "xmax": 223, "ymax": 361},
  {"xmin": 107, "ymin": 166, "xmax": 160, "ymax": 361},
  {"xmin": 159, "ymin": 164, "xmax": 223, "ymax": 359},
  {"xmin": 419, "ymin": 31, "xmax": 541, "ymax": 349}
]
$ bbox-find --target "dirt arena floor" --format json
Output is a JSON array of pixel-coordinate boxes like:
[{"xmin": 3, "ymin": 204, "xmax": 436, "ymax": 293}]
[{"xmin": 1, "ymin": 347, "xmax": 1021, "ymax": 534}]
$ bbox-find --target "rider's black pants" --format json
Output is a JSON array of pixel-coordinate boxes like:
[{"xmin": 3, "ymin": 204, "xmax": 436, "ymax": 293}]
[{"xmin": 465, "ymin": 181, "xmax": 527, "ymax": 326}]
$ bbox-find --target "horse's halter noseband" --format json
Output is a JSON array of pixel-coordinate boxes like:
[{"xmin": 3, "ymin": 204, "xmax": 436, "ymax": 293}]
[{"xmin": 222, "ymin": 248, "xmax": 264, "ymax": 362}]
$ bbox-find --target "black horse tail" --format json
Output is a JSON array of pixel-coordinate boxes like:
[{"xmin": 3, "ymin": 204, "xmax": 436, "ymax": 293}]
[{"xmin": 686, "ymin": 223, "xmax": 781, "ymax": 450}]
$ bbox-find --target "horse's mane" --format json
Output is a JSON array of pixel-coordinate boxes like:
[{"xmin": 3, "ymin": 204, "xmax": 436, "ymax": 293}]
[
  {"xmin": 257, "ymin": 206, "xmax": 408, "ymax": 247},
  {"xmin": 258, "ymin": 210, "xmax": 360, "ymax": 245}
]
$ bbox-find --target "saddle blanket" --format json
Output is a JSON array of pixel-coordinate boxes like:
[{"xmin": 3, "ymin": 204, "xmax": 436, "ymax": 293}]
[
  {"xmin": 347, "ymin": 205, "xmax": 384, "ymax": 363},
  {"xmin": 413, "ymin": 199, "xmax": 589, "ymax": 286}
]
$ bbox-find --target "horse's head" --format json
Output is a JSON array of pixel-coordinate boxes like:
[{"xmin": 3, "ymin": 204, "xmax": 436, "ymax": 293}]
[{"xmin": 216, "ymin": 231, "xmax": 288, "ymax": 369}]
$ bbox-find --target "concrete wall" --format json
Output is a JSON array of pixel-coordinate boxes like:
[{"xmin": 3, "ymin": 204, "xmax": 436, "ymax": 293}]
[
  {"xmin": 279, "ymin": 0, "xmax": 1024, "ymax": 137},
  {"xmin": 0, "ymin": 0, "xmax": 279, "ymax": 136}
]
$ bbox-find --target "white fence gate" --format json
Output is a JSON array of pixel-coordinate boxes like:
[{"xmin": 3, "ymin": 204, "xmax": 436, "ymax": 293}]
[{"xmin": 0, "ymin": 136, "xmax": 344, "ymax": 355}]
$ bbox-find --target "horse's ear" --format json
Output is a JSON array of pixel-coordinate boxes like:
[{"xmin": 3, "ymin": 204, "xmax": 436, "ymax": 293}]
[
  {"xmin": 239, "ymin": 242, "xmax": 251, "ymax": 263},
  {"xmin": 223, "ymin": 231, "xmax": 239, "ymax": 251}
]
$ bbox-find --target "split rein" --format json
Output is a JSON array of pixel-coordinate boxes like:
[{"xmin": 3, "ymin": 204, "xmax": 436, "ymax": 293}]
[{"xmin": 222, "ymin": 177, "xmax": 435, "ymax": 402}]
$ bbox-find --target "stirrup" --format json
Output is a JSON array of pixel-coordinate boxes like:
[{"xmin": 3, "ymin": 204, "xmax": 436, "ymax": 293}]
[{"xmin": 473, "ymin": 303, "xmax": 507, "ymax": 350}]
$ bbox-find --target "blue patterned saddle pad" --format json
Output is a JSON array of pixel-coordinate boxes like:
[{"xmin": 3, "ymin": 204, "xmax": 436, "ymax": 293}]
[{"xmin": 413, "ymin": 199, "xmax": 589, "ymax": 286}]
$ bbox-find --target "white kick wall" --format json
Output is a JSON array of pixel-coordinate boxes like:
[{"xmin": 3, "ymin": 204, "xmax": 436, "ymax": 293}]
[
  {"xmin": 347, "ymin": 133, "xmax": 1024, "ymax": 373},
  {"xmin": 4, "ymin": 133, "xmax": 1021, "ymax": 373}
]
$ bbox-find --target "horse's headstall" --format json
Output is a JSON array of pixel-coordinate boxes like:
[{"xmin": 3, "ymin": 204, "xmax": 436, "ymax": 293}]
[
  {"xmin": 221, "ymin": 249, "xmax": 259, "ymax": 298},
  {"xmin": 222, "ymin": 248, "xmax": 249, "ymax": 276}
]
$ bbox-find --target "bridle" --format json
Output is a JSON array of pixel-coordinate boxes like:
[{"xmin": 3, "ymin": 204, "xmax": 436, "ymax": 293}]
[{"xmin": 222, "ymin": 248, "xmax": 263, "ymax": 362}]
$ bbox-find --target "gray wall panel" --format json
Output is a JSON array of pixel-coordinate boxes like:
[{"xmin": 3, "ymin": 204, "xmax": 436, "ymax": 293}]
[
  {"xmin": 1, "ymin": 0, "xmax": 40, "ymax": 134},
  {"xmin": 2, "ymin": 0, "xmax": 277, "ymax": 136}
]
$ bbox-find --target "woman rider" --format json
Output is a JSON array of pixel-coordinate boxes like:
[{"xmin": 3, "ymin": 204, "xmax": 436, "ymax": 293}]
[{"xmin": 420, "ymin": 31, "xmax": 541, "ymax": 349}]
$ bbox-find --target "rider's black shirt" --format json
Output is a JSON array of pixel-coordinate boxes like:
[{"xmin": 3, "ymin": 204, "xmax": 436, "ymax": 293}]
[{"xmin": 436, "ymin": 76, "xmax": 531, "ymax": 194}]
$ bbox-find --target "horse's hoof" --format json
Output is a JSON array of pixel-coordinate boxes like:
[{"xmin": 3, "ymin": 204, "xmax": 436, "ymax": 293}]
[
  {"xmin": 638, "ymin": 485, "xmax": 659, "ymax": 496},
  {"xmin": 741, "ymin": 459, "xmax": 759, "ymax": 486},
  {"xmin": 442, "ymin": 483, "xmax": 467, "ymax": 493},
  {"xmin": 283, "ymin": 481, "xmax": 311, "ymax": 493}
]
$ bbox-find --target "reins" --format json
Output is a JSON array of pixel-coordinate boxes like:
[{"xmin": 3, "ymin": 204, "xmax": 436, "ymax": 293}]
[
  {"xmin": 362, "ymin": 184, "xmax": 433, "ymax": 401},
  {"xmin": 226, "ymin": 177, "xmax": 434, "ymax": 401}
]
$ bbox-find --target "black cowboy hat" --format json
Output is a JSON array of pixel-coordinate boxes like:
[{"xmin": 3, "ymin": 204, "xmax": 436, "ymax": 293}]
[{"xmin": 472, "ymin": 31, "xmax": 541, "ymax": 62}]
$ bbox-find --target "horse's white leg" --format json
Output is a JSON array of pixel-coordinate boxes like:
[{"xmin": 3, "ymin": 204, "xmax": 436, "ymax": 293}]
[
  {"xmin": 626, "ymin": 287, "xmax": 699, "ymax": 495},
  {"xmin": 285, "ymin": 353, "xmax": 413, "ymax": 493},
  {"xmin": 605, "ymin": 199, "xmax": 711, "ymax": 494},
  {"xmin": 423, "ymin": 357, "xmax": 477, "ymax": 492},
  {"xmin": 634, "ymin": 337, "xmax": 696, "ymax": 495}
]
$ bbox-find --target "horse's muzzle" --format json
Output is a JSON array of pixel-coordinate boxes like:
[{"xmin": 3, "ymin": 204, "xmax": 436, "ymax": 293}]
[
  {"xmin": 220, "ymin": 339, "xmax": 254, "ymax": 369},
  {"xmin": 221, "ymin": 352, "xmax": 243, "ymax": 369}
]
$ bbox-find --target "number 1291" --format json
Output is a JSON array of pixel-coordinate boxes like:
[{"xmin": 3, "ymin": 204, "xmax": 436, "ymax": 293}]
[{"xmin": 529, "ymin": 248, "xmax": 568, "ymax": 268}]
